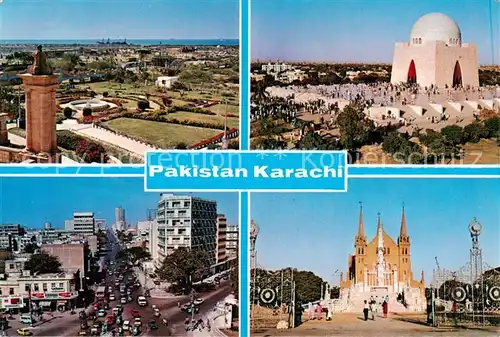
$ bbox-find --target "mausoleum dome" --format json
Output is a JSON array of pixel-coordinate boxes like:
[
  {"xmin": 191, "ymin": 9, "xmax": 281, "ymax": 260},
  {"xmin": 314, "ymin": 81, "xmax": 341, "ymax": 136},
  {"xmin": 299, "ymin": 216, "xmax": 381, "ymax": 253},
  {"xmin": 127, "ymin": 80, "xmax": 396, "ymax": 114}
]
[{"xmin": 410, "ymin": 13, "xmax": 461, "ymax": 46}]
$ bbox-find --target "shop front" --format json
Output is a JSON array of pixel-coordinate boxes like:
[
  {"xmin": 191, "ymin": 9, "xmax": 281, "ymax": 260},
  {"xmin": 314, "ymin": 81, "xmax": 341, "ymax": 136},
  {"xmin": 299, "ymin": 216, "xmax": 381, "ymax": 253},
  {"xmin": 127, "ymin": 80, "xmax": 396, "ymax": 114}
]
[
  {"xmin": 27, "ymin": 292, "xmax": 78, "ymax": 312},
  {"xmin": 0, "ymin": 296, "xmax": 24, "ymax": 314}
]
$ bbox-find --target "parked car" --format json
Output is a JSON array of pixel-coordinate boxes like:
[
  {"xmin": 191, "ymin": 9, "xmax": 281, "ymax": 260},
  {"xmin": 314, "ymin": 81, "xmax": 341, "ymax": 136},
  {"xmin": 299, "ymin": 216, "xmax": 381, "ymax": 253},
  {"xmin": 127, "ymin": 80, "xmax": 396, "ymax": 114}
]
[
  {"xmin": 148, "ymin": 320, "xmax": 158, "ymax": 330},
  {"xmin": 16, "ymin": 328, "xmax": 32, "ymax": 336}
]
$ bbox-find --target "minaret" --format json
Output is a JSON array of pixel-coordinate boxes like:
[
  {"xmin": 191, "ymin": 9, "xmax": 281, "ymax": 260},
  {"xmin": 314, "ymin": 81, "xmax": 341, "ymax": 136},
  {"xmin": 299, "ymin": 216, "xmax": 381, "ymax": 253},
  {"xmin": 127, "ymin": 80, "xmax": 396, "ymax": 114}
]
[
  {"xmin": 375, "ymin": 213, "xmax": 386, "ymax": 287},
  {"xmin": 398, "ymin": 203, "xmax": 411, "ymax": 284},
  {"xmin": 354, "ymin": 202, "xmax": 367, "ymax": 284}
]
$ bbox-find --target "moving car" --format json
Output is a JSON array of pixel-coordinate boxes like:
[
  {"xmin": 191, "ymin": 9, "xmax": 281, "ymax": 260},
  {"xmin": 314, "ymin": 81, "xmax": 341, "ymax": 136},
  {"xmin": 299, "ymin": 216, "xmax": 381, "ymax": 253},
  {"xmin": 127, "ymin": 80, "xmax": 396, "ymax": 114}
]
[
  {"xmin": 90, "ymin": 324, "xmax": 100, "ymax": 334},
  {"xmin": 120, "ymin": 297, "xmax": 127, "ymax": 304},
  {"xmin": 137, "ymin": 296, "xmax": 147, "ymax": 307},
  {"xmin": 194, "ymin": 298, "xmax": 204, "ymax": 305},
  {"xmin": 109, "ymin": 295, "xmax": 115, "ymax": 301},
  {"xmin": 78, "ymin": 330, "xmax": 87, "ymax": 336},
  {"xmin": 130, "ymin": 309, "xmax": 141, "ymax": 318},
  {"xmin": 97, "ymin": 309, "xmax": 106, "ymax": 317},
  {"xmin": 134, "ymin": 317, "xmax": 142, "ymax": 327},
  {"xmin": 122, "ymin": 320, "xmax": 130, "ymax": 331},
  {"xmin": 148, "ymin": 320, "xmax": 158, "ymax": 330},
  {"xmin": 16, "ymin": 328, "xmax": 32, "ymax": 336},
  {"xmin": 153, "ymin": 308, "xmax": 160, "ymax": 317}
]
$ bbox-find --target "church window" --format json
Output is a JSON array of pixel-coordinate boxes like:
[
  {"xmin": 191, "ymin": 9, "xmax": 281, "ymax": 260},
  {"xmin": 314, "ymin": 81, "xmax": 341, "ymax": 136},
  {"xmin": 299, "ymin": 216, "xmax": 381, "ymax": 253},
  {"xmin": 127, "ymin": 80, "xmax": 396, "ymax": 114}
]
[
  {"xmin": 418, "ymin": 38, "xmax": 422, "ymax": 44},
  {"xmin": 387, "ymin": 248, "xmax": 390, "ymax": 254}
]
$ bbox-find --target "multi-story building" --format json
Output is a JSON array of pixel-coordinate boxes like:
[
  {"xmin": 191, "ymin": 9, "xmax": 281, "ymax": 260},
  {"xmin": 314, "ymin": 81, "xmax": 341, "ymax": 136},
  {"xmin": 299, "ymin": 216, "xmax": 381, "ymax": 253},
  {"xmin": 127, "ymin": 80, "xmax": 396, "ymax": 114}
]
[
  {"xmin": 114, "ymin": 207, "xmax": 126, "ymax": 232},
  {"xmin": 0, "ymin": 224, "xmax": 26, "ymax": 251},
  {"xmin": 156, "ymin": 194, "xmax": 217, "ymax": 266},
  {"xmin": 261, "ymin": 61, "xmax": 292, "ymax": 74},
  {"xmin": 216, "ymin": 214, "xmax": 227, "ymax": 264},
  {"xmin": 71, "ymin": 212, "xmax": 95, "ymax": 235},
  {"xmin": 0, "ymin": 271, "xmax": 78, "ymax": 311},
  {"xmin": 94, "ymin": 219, "xmax": 106, "ymax": 232},
  {"xmin": 225, "ymin": 225, "xmax": 239, "ymax": 259},
  {"xmin": 40, "ymin": 243, "xmax": 89, "ymax": 287}
]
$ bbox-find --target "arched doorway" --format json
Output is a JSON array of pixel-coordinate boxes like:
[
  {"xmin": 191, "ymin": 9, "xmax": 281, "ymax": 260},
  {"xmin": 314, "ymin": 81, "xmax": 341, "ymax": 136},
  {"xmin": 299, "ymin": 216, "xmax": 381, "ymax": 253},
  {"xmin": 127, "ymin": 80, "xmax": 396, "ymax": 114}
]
[
  {"xmin": 453, "ymin": 61, "xmax": 462, "ymax": 88},
  {"xmin": 407, "ymin": 60, "xmax": 417, "ymax": 83}
]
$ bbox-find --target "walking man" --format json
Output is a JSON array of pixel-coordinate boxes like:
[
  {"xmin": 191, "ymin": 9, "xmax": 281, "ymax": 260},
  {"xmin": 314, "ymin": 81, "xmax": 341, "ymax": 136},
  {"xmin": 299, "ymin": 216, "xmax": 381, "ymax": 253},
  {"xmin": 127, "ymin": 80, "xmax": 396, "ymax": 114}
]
[{"xmin": 363, "ymin": 300, "xmax": 369, "ymax": 321}]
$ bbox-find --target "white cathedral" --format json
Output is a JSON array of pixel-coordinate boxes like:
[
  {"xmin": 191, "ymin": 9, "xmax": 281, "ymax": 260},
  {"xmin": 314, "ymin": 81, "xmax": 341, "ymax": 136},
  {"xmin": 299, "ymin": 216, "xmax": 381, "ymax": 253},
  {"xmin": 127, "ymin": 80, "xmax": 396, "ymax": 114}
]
[{"xmin": 391, "ymin": 12, "xmax": 480, "ymax": 88}]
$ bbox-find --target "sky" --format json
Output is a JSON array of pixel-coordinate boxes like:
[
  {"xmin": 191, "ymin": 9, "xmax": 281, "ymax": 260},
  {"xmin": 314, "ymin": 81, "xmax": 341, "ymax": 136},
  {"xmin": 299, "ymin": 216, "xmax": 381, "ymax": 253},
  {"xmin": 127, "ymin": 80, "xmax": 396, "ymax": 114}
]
[
  {"xmin": 252, "ymin": 0, "xmax": 500, "ymax": 64},
  {"xmin": 0, "ymin": 0, "xmax": 239, "ymax": 40},
  {"xmin": 251, "ymin": 178, "xmax": 500, "ymax": 286},
  {"xmin": 0, "ymin": 177, "xmax": 239, "ymax": 229}
]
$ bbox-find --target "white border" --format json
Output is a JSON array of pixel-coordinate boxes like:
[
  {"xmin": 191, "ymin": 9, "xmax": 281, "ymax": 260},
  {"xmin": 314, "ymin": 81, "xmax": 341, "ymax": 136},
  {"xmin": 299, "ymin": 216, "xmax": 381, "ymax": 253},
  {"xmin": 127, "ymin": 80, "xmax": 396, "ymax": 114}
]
[
  {"xmin": 246, "ymin": 191, "xmax": 251, "ymax": 337},
  {"xmin": 143, "ymin": 149, "xmax": 349, "ymax": 192}
]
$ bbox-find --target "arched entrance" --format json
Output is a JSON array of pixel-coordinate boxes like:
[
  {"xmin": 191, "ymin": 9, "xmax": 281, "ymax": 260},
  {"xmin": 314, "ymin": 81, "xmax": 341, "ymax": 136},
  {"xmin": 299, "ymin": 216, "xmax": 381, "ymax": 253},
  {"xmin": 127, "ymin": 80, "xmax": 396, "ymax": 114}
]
[
  {"xmin": 453, "ymin": 61, "xmax": 462, "ymax": 88},
  {"xmin": 407, "ymin": 60, "xmax": 417, "ymax": 84}
]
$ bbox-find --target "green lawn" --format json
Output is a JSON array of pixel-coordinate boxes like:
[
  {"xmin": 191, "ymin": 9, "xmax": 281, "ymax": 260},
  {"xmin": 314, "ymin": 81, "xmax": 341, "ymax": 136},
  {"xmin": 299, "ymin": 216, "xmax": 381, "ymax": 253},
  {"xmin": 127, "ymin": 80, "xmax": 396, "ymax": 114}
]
[
  {"xmin": 167, "ymin": 111, "xmax": 239, "ymax": 129},
  {"xmin": 107, "ymin": 118, "xmax": 221, "ymax": 148},
  {"xmin": 208, "ymin": 103, "xmax": 240, "ymax": 116}
]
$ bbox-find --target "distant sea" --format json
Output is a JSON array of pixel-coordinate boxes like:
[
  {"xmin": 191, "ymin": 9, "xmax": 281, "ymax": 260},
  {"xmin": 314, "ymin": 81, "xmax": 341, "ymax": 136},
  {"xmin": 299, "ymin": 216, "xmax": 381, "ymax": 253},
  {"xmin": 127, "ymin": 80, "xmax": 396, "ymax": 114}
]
[{"xmin": 0, "ymin": 39, "xmax": 239, "ymax": 46}]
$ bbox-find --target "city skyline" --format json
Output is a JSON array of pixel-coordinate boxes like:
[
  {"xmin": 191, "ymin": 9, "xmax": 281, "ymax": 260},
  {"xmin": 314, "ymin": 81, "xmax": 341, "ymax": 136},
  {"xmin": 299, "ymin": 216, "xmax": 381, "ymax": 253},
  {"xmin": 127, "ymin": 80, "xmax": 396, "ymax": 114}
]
[
  {"xmin": 252, "ymin": 0, "xmax": 500, "ymax": 64},
  {"xmin": 0, "ymin": 178, "xmax": 239, "ymax": 230},
  {"xmin": 0, "ymin": 0, "xmax": 239, "ymax": 40},
  {"xmin": 251, "ymin": 178, "xmax": 500, "ymax": 285}
]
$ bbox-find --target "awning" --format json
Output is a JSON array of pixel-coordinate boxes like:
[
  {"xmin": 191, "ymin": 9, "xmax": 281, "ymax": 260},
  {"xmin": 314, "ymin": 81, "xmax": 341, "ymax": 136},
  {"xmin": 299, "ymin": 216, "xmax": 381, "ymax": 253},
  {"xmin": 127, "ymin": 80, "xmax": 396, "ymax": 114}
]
[{"xmin": 39, "ymin": 301, "xmax": 51, "ymax": 307}]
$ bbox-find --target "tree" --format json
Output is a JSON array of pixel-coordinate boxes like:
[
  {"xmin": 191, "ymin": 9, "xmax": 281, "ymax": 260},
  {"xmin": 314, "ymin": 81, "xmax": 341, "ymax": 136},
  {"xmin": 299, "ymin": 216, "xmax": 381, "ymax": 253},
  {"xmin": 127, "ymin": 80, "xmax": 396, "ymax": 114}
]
[
  {"xmin": 63, "ymin": 107, "xmax": 73, "ymax": 119},
  {"xmin": 464, "ymin": 123, "xmax": 488, "ymax": 143},
  {"xmin": 336, "ymin": 102, "xmax": 375, "ymax": 150},
  {"xmin": 157, "ymin": 247, "xmax": 210, "ymax": 294},
  {"xmin": 24, "ymin": 252, "xmax": 62, "ymax": 274},
  {"xmin": 24, "ymin": 243, "xmax": 39, "ymax": 254},
  {"xmin": 175, "ymin": 142, "xmax": 188, "ymax": 149},
  {"xmin": 441, "ymin": 125, "xmax": 464, "ymax": 145},
  {"xmin": 484, "ymin": 117, "xmax": 500, "ymax": 139},
  {"xmin": 230, "ymin": 265, "xmax": 239, "ymax": 298},
  {"xmin": 299, "ymin": 131, "xmax": 327, "ymax": 150}
]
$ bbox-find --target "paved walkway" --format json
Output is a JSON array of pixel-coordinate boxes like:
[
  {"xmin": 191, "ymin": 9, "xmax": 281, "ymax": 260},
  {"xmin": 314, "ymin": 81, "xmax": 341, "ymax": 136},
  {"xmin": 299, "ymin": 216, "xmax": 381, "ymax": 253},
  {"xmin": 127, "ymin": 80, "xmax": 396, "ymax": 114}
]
[
  {"xmin": 254, "ymin": 313, "xmax": 500, "ymax": 337},
  {"xmin": 71, "ymin": 125, "xmax": 155, "ymax": 156}
]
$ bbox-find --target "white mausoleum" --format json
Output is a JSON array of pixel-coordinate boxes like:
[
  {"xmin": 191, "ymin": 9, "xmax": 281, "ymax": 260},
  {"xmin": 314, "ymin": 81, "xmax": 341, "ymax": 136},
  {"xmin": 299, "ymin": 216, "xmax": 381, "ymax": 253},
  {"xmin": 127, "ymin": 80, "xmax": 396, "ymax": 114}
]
[{"xmin": 391, "ymin": 13, "xmax": 479, "ymax": 88}]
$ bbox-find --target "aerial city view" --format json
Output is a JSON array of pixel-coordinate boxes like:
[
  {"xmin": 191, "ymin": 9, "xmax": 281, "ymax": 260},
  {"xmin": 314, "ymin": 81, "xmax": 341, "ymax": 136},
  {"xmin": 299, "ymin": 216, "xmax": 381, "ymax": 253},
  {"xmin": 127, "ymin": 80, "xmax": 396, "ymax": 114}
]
[
  {"xmin": 250, "ymin": 0, "xmax": 500, "ymax": 164},
  {"xmin": 249, "ymin": 178, "xmax": 500, "ymax": 336},
  {"xmin": 0, "ymin": 177, "xmax": 239, "ymax": 336},
  {"xmin": 0, "ymin": 0, "xmax": 240, "ymax": 164}
]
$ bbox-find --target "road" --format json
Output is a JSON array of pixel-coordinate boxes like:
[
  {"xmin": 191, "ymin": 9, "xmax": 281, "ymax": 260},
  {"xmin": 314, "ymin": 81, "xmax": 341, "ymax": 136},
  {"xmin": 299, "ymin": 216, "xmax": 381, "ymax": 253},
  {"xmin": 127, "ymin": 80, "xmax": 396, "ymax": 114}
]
[{"xmin": 32, "ymin": 229, "xmax": 231, "ymax": 336}]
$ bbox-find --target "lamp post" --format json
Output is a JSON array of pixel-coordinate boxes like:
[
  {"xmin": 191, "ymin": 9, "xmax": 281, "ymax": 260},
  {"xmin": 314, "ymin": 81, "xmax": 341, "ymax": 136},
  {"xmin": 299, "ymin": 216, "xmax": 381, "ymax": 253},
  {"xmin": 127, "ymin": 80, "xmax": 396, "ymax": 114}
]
[
  {"xmin": 250, "ymin": 220, "xmax": 259, "ymax": 330},
  {"xmin": 468, "ymin": 217, "xmax": 484, "ymax": 325}
]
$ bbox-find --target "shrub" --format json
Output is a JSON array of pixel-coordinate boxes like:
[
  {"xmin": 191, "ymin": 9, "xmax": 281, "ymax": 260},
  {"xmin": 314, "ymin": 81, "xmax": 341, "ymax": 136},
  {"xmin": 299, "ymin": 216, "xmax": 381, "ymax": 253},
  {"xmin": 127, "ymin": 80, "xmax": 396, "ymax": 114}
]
[
  {"xmin": 75, "ymin": 139, "xmax": 108, "ymax": 163},
  {"xmin": 102, "ymin": 91, "xmax": 109, "ymax": 97},
  {"xmin": 82, "ymin": 108, "xmax": 92, "ymax": 117},
  {"xmin": 175, "ymin": 142, "xmax": 187, "ymax": 149},
  {"xmin": 162, "ymin": 97, "xmax": 173, "ymax": 106},
  {"xmin": 63, "ymin": 107, "xmax": 73, "ymax": 119},
  {"xmin": 137, "ymin": 100, "xmax": 150, "ymax": 111},
  {"xmin": 55, "ymin": 115, "xmax": 65, "ymax": 124},
  {"xmin": 57, "ymin": 132, "xmax": 80, "ymax": 151}
]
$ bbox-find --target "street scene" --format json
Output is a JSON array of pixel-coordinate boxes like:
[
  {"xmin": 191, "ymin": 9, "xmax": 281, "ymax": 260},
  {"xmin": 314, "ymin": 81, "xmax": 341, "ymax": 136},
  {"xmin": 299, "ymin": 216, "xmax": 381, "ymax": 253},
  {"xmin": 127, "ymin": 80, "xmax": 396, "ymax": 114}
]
[
  {"xmin": 249, "ymin": 178, "xmax": 500, "ymax": 336},
  {"xmin": 0, "ymin": 178, "xmax": 239, "ymax": 336}
]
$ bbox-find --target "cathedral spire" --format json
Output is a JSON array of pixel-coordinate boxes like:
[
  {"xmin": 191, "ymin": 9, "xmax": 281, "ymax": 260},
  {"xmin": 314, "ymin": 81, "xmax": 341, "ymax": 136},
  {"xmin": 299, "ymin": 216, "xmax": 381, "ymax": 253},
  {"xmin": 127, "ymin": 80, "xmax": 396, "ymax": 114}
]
[
  {"xmin": 421, "ymin": 270, "xmax": 425, "ymax": 283},
  {"xmin": 400, "ymin": 203, "xmax": 408, "ymax": 237},
  {"xmin": 377, "ymin": 212, "xmax": 382, "ymax": 232},
  {"xmin": 357, "ymin": 201, "xmax": 365, "ymax": 237}
]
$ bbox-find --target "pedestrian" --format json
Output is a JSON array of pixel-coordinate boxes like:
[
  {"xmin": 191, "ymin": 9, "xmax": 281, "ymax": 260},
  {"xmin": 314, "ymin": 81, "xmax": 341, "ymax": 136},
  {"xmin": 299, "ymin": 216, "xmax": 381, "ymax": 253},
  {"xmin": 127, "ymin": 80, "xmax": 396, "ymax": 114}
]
[
  {"xmin": 363, "ymin": 300, "xmax": 369, "ymax": 321},
  {"xmin": 382, "ymin": 300, "xmax": 388, "ymax": 318},
  {"xmin": 369, "ymin": 300, "xmax": 375, "ymax": 320}
]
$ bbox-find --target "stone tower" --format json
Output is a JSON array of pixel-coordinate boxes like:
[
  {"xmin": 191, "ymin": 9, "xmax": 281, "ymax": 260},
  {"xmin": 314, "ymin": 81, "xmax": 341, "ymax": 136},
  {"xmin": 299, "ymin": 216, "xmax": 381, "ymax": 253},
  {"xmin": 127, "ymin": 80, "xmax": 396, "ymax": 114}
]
[
  {"xmin": 398, "ymin": 205, "xmax": 411, "ymax": 283},
  {"xmin": 17, "ymin": 46, "xmax": 61, "ymax": 163},
  {"xmin": 354, "ymin": 202, "xmax": 367, "ymax": 283}
]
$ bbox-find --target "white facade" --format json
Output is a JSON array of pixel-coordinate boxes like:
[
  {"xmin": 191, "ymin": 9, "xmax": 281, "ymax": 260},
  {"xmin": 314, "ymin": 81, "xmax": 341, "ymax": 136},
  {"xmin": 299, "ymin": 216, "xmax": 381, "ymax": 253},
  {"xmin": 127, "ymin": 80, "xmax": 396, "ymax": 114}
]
[
  {"xmin": 391, "ymin": 12, "xmax": 479, "ymax": 88},
  {"xmin": 225, "ymin": 225, "xmax": 238, "ymax": 259},
  {"xmin": 155, "ymin": 76, "xmax": 178, "ymax": 88},
  {"xmin": 95, "ymin": 219, "xmax": 106, "ymax": 232},
  {"xmin": 72, "ymin": 212, "xmax": 95, "ymax": 235},
  {"xmin": 156, "ymin": 194, "xmax": 217, "ymax": 266},
  {"xmin": 262, "ymin": 62, "xmax": 292, "ymax": 74}
]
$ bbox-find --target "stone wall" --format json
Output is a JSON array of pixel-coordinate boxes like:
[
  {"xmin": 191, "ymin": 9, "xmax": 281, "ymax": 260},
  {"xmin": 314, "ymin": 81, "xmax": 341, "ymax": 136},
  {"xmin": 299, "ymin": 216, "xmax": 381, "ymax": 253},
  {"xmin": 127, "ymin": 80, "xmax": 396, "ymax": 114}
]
[{"xmin": 0, "ymin": 146, "xmax": 59, "ymax": 163}]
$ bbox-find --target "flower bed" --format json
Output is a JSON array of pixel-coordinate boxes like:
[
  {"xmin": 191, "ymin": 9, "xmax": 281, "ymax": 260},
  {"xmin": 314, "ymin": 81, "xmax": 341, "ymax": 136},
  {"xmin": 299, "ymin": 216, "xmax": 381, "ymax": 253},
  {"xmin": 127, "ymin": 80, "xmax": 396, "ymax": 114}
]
[{"xmin": 189, "ymin": 128, "xmax": 239, "ymax": 149}]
